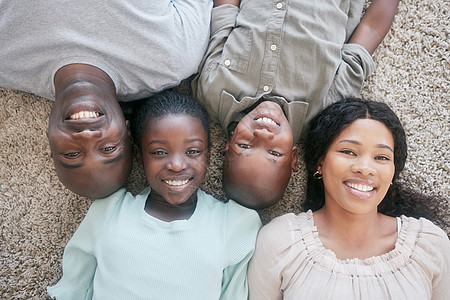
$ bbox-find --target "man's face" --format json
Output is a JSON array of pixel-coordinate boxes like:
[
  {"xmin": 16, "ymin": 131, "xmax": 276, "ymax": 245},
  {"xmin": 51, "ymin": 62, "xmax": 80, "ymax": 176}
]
[
  {"xmin": 223, "ymin": 101, "xmax": 298, "ymax": 209},
  {"xmin": 47, "ymin": 83, "xmax": 132, "ymax": 199}
]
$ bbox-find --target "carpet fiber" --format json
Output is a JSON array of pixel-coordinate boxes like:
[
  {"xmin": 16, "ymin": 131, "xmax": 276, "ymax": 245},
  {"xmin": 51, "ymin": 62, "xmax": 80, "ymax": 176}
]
[{"xmin": 1, "ymin": 0, "xmax": 449, "ymax": 298}]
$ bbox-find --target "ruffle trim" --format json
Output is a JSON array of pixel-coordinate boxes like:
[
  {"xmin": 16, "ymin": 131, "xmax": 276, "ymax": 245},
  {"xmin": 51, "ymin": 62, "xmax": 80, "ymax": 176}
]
[{"xmin": 292, "ymin": 211, "xmax": 420, "ymax": 276}]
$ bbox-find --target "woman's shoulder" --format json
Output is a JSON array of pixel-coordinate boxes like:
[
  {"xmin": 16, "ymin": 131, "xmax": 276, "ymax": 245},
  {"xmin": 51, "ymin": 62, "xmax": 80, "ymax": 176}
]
[{"xmin": 400, "ymin": 215, "xmax": 450, "ymax": 250}]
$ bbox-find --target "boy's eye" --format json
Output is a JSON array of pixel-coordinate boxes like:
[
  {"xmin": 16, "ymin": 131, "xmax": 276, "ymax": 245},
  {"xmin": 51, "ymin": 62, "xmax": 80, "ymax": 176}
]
[
  {"xmin": 269, "ymin": 150, "xmax": 282, "ymax": 157},
  {"xmin": 237, "ymin": 144, "xmax": 251, "ymax": 149},
  {"xmin": 62, "ymin": 152, "xmax": 80, "ymax": 158},
  {"xmin": 102, "ymin": 146, "xmax": 117, "ymax": 153}
]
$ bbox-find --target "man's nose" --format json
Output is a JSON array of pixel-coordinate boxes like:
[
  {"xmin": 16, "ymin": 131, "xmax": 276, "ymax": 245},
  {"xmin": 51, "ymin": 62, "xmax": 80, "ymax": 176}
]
[
  {"xmin": 254, "ymin": 128, "xmax": 274, "ymax": 140},
  {"xmin": 72, "ymin": 129, "xmax": 102, "ymax": 139}
]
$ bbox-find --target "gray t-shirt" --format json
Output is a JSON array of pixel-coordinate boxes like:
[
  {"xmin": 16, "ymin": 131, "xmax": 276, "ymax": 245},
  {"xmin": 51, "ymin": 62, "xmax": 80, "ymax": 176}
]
[{"xmin": 0, "ymin": 0, "xmax": 213, "ymax": 101}]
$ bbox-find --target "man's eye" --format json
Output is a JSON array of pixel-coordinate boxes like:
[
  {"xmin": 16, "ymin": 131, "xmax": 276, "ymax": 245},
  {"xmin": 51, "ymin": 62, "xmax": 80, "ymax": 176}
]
[
  {"xmin": 269, "ymin": 150, "xmax": 282, "ymax": 157},
  {"xmin": 237, "ymin": 144, "xmax": 251, "ymax": 149},
  {"xmin": 63, "ymin": 152, "xmax": 80, "ymax": 158}
]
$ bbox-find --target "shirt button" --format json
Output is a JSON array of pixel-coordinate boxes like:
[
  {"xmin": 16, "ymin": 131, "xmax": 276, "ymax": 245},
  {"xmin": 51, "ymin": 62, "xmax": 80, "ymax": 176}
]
[
  {"xmin": 263, "ymin": 85, "xmax": 269, "ymax": 92},
  {"xmin": 270, "ymin": 44, "xmax": 277, "ymax": 51},
  {"xmin": 224, "ymin": 59, "xmax": 231, "ymax": 67},
  {"xmin": 276, "ymin": 3, "xmax": 283, "ymax": 9}
]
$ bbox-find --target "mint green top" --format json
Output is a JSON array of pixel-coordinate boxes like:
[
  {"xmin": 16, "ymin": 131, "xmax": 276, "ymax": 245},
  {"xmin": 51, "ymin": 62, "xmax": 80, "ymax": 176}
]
[{"xmin": 48, "ymin": 187, "xmax": 262, "ymax": 300}]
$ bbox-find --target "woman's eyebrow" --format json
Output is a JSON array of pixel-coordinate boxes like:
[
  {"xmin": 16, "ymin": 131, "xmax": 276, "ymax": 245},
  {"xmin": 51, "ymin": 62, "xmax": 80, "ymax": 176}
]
[{"xmin": 338, "ymin": 139, "xmax": 393, "ymax": 152}]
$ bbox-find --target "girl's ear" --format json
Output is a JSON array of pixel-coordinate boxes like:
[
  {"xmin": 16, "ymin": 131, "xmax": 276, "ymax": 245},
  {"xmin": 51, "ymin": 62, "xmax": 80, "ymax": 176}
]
[
  {"xmin": 134, "ymin": 144, "xmax": 143, "ymax": 168},
  {"xmin": 291, "ymin": 146, "xmax": 299, "ymax": 172}
]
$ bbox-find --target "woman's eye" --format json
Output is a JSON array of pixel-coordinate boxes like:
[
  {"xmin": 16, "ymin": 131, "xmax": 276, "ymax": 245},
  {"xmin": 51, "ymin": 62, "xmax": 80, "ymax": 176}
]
[
  {"xmin": 375, "ymin": 155, "xmax": 391, "ymax": 161},
  {"xmin": 339, "ymin": 149, "xmax": 355, "ymax": 156},
  {"xmin": 63, "ymin": 152, "xmax": 80, "ymax": 158},
  {"xmin": 269, "ymin": 150, "xmax": 282, "ymax": 157},
  {"xmin": 237, "ymin": 144, "xmax": 251, "ymax": 149}
]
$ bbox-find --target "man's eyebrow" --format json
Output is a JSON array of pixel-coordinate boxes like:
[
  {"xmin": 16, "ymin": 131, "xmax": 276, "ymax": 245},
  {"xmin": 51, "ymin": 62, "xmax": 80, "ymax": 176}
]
[
  {"xmin": 58, "ymin": 151, "xmax": 124, "ymax": 169},
  {"xmin": 338, "ymin": 139, "xmax": 393, "ymax": 152}
]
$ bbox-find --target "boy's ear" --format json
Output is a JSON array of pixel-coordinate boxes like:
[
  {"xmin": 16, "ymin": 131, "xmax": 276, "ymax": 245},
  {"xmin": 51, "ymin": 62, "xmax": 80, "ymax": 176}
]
[
  {"xmin": 134, "ymin": 145, "xmax": 143, "ymax": 168},
  {"xmin": 291, "ymin": 146, "xmax": 299, "ymax": 172},
  {"xmin": 221, "ymin": 131, "xmax": 233, "ymax": 153}
]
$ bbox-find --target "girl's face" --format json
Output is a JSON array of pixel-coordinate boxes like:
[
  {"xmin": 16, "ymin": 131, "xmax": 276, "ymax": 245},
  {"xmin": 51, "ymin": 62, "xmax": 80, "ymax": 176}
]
[
  {"xmin": 138, "ymin": 114, "xmax": 209, "ymax": 206},
  {"xmin": 317, "ymin": 119, "xmax": 395, "ymax": 215}
]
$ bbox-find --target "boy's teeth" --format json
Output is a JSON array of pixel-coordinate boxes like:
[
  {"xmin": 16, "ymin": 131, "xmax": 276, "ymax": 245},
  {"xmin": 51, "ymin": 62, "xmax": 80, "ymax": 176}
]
[
  {"xmin": 70, "ymin": 111, "xmax": 100, "ymax": 120},
  {"xmin": 165, "ymin": 179, "xmax": 189, "ymax": 186},
  {"xmin": 346, "ymin": 182, "xmax": 374, "ymax": 192},
  {"xmin": 256, "ymin": 117, "xmax": 277, "ymax": 125}
]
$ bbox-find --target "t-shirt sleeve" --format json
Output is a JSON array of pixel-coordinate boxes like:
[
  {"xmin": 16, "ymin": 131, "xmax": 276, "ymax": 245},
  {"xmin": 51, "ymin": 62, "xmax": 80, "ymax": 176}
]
[
  {"xmin": 219, "ymin": 201, "xmax": 262, "ymax": 300},
  {"xmin": 47, "ymin": 189, "xmax": 126, "ymax": 299}
]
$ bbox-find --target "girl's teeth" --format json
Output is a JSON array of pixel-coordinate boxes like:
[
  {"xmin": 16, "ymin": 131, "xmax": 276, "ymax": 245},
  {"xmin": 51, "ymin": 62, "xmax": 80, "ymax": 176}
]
[
  {"xmin": 70, "ymin": 111, "xmax": 100, "ymax": 120},
  {"xmin": 165, "ymin": 179, "xmax": 189, "ymax": 186},
  {"xmin": 346, "ymin": 182, "xmax": 374, "ymax": 192}
]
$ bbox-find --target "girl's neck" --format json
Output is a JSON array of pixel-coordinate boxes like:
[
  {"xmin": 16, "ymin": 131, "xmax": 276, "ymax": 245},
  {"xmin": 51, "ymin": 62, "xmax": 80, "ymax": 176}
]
[
  {"xmin": 145, "ymin": 192, "xmax": 197, "ymax": 222},
  {"xmin": 313, "ymin": 206, "xmax": 398, "ymax": 260}
]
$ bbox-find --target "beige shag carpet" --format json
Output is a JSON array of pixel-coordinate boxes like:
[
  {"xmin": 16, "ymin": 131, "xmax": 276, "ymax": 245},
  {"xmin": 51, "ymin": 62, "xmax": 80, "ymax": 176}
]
[{"xmin": 1, "ymin": 0, "xmax": 449, "ymax": 298}]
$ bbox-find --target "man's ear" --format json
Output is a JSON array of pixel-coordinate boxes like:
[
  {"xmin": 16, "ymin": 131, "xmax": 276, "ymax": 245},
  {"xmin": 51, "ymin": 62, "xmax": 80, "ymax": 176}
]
[
  {"xmin": 134, "ymin": 145, "xmax": 143, "ymax": 168},
  {"xmin": 126, "ymin": 120, "xmax": 132, "ymax": 142},
  {"xmin": 291, "ymin": 146, "xmax": 299, "ymax": 172}
]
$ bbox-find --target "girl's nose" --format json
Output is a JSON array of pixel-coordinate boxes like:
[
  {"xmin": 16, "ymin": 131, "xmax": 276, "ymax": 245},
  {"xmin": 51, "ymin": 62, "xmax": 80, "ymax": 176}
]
[{"xmin": 167, "ymin": 154, "xmax": 187, "ymax": 172}]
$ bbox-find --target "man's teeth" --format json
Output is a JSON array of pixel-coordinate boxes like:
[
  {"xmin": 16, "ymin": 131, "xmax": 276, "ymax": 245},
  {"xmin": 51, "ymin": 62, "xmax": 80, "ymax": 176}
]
[
  {"xmin": 165, "ymin": 179, "xmax": 189, "ymax": 186},
  {"xmin": 256, "ymin": 117, "xmax": 278, "ymax": 126},
  {"xmin": 70, "ymin": 111, "xmax": 100, "ymax": 120},
  {"xmin": 346, "ymin": 182, "xmax": 374, "ymax": 192}
]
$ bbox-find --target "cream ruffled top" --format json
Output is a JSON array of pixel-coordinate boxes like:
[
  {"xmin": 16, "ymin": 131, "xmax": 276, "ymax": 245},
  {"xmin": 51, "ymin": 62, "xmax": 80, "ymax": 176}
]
[{"xmin": 248, "ymin": 210, "xmax": 450, "ymax": 300}]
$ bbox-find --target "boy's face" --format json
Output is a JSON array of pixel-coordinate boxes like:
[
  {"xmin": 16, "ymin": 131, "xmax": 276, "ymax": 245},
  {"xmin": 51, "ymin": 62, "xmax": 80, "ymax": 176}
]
[
  {"xmin": 47, "ymin": 85, "xmax": 132, "ymax": 199},
  {"xmin": 137, "ymin": 114, "xmax": 209, "ymax": 206},
  {"xmin": 223, "ymin": 101, "xmax": 298, "ymax": 208}
]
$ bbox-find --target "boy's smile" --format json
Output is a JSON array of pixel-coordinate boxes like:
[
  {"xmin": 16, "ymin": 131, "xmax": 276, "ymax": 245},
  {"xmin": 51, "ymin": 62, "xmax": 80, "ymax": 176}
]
[{"xmin": 137, "ymin": 114, "xmax": 209, "ymax": 209}]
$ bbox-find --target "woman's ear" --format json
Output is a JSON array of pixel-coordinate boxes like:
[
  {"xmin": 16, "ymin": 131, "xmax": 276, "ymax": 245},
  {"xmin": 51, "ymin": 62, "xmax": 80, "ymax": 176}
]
[
  {"xmin": 291, "ymin": 146, "xmax": 299, "ymax": 172},
  {"xmin": 126, "ymin": 120, "xmax": 132, "ymax": 142}
]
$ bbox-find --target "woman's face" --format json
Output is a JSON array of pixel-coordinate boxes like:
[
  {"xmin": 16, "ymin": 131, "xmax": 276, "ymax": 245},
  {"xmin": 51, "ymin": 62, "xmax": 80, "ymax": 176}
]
[{"xmin": 317, "ymin": 119, "xmax": 395, "ymax": 215}]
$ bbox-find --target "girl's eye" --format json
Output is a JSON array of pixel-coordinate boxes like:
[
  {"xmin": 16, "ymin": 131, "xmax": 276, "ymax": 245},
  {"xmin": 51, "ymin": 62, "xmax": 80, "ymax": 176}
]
[
  {"xmin": 237, "ymin": 144, "xmax": 251, "ymax": 149},
  {"xmin": 152, "ymin": 150, "xmax": 167, "ymax": 155},
  {"xmin": 269, "ymin": 150, "xmax": 282, "ymax": 157},
  {"xmin": 102, "ymin": 146, "xmax": 117, "ymax": 153},
  {"xmin": 187, "ymin": 149, "xmax": 201, "ymax": 155},
  {"xmin": 63, "ymin": 152, "xmax": 80, "ymax": 158}
]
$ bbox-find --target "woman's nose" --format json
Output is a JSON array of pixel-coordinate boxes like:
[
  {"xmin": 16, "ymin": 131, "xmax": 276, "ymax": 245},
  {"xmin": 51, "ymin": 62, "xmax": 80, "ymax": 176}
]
[
  {"xmin": 351, "ymin": 157, "xmax": 376, "ymax": 176},
  {"xmin": 254, "ymin": 128, "xmax": 274, "ymax": 140}
]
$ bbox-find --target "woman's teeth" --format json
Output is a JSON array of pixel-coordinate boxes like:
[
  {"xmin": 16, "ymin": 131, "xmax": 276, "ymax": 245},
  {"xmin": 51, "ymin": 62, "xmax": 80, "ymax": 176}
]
[
  {"xmin": 165, "ymin": 179, "xmax": 189, "ymax": 186},
  {"xmin": 346, "ymin": 182, "xmax": 374, "ymax": 192},
  {"xmin": 69, "ymin": 111, "xmax": 100, "ymax": 120}
]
